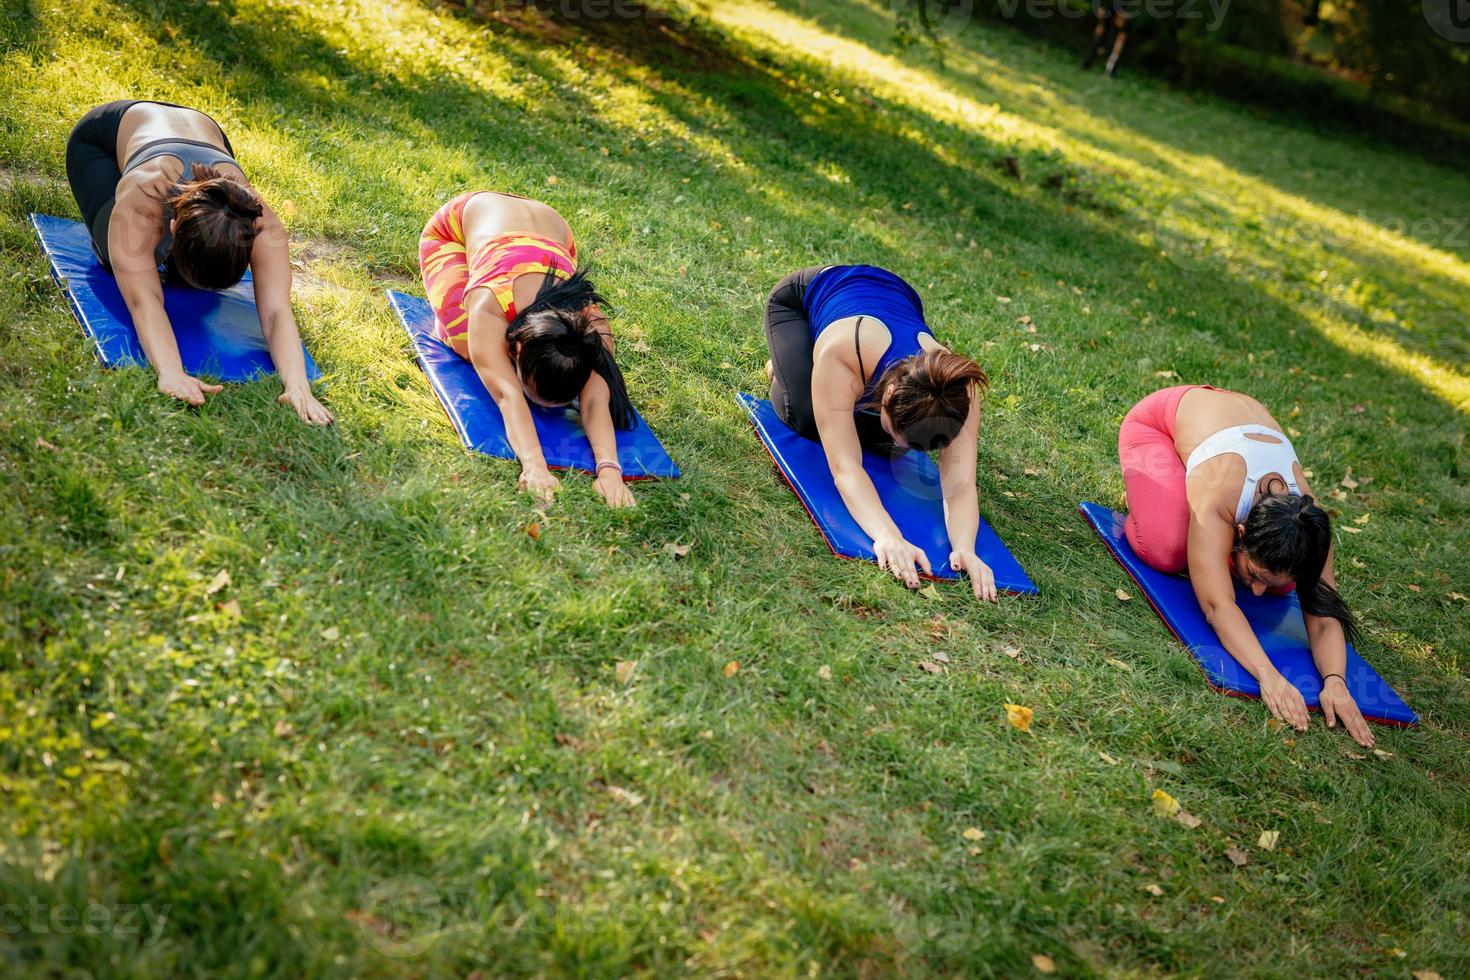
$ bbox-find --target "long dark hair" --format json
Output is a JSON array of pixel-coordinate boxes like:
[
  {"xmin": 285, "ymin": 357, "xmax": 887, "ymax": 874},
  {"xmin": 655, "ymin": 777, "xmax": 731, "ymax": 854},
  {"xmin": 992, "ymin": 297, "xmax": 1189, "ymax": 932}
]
[
  {"xmin": 859, "ymin": 349, "xmax": 987, "ymax": 453},
  {"xmin": 506, "ymin": 269, "xmax": 635, "ymax": 429},
  {"xmin": 165, "ymin": 164, "xmax": 262, "ymax": 289},
  {"xmin": 1238, "ymin": 481, "xmax": 1359, "ymax": 643}
]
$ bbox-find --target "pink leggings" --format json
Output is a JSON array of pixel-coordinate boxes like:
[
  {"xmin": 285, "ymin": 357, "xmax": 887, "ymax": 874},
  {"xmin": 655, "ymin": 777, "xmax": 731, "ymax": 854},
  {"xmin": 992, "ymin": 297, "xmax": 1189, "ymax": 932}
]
[{"xmin": 1118, "ymin": 385, "xmax": 1203, "ymax": 574}]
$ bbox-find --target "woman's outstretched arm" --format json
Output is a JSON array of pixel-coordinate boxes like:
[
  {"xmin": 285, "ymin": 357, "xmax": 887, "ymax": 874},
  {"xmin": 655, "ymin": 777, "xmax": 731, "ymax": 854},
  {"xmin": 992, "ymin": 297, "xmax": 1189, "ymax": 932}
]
[
  {"xmin": 108, "ymin": 184, "xmax": 218, "ymax": 405},
  {"xmin": 1188, "ymin": 513, "xmax": 1310, "ymax": 730},
  {"xmin": 578, "ymin": 311, "xmax": 633, "ymax": 508},
  {"xmin": 938, "ymin": 388, "xmax": 995, "ymax": 601},
  {"xmin": 1303, "ymin": 547, "xmax": 1374, "ymax": 747},
  {"xmin": 249, "ymin": 200, "xmax": 332, "ymax": 424},
  {"xmin": 463, "ymin": 289, "xmax": 557, "ymax": 503},
  {"xmin": 812, "ymin": 374, "xmax": 930, "ymax": 588}
]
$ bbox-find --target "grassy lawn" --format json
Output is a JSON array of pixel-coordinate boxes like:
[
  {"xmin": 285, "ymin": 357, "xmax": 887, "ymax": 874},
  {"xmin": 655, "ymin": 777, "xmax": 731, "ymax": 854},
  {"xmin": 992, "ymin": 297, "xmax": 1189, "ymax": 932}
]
[{"xmin": 1, "ymin": 0, "xmax": 1467, "ymax": 975}]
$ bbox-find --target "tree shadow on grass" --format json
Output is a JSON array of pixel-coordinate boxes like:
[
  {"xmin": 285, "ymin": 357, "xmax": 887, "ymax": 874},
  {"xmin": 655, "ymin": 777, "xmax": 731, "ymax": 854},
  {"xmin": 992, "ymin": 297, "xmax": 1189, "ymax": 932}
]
[{"xmin": 761, "ymin": 0, "xmax": 1470, "ymax": 377}]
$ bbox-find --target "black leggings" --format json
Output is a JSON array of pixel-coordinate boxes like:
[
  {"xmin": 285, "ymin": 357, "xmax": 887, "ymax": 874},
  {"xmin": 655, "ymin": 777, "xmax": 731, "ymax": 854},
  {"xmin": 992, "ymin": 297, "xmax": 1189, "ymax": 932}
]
[
  {"xmin": 764, "ymin": 265, "xmax": 828, "ymax": 441},
  {"xmin": 64, "ymin": 99, "xmax": 233, "ymax": 269}
]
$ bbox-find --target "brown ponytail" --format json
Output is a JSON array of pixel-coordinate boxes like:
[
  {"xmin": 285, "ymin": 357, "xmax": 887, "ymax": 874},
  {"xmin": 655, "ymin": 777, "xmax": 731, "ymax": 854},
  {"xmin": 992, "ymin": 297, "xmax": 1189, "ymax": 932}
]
[
  {"xmin": 166, "ymin": 164, "xmax": 262, "ymax": 289},
  {"xmin": 867, "ymin": 349, "xmax": 987, "ymax": 452}
]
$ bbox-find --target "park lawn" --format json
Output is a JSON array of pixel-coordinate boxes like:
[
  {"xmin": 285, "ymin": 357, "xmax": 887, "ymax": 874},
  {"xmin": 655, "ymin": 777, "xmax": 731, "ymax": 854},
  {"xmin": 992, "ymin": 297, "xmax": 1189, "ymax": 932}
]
[{"xmin": 1, "ymin": 0, "xmax": 1467, "ymax": 975}]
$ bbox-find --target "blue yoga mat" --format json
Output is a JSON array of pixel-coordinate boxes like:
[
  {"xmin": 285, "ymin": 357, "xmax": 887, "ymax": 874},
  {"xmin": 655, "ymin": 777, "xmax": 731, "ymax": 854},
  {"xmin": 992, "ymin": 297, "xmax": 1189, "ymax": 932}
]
[
  {"xmin": 1079, "ymin": 502, "xmax": 1416, "ymax": 727},
  {"xmin": 30, "ymin": 213, "xmax": 321, "ymax": 382},
  {"xmin": 739, "ymin": 392, "xmax": 1037, "ymax": 594},
  {"xmin": 386, "ymin": 290, "xmax": 679, "ymax": 479}
]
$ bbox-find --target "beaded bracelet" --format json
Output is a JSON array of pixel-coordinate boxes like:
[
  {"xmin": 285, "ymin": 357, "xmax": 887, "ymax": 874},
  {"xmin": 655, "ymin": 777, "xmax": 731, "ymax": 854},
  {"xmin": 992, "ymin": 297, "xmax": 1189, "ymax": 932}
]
[{"xmin": 595, "ymin": 460, "xmax": 623, "ymax": 477}]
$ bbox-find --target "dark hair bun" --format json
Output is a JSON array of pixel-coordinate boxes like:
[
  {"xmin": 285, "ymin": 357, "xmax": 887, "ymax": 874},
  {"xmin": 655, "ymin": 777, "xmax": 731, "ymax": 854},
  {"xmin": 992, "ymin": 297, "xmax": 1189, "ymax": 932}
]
[
  {"xmin": 1242, "ymin": 489, "xmax": 1359, "ymax": 643},
  {"xmin": 167, "ymin": 163, "xmax": 261, "ymax": 289},
  {"xmin": 872, "ymin": 349, "xmax": 987, "ymax": 452},
  {"xmin": 505, "ymin": 269, "xmax": 637, "ymax": 430}
]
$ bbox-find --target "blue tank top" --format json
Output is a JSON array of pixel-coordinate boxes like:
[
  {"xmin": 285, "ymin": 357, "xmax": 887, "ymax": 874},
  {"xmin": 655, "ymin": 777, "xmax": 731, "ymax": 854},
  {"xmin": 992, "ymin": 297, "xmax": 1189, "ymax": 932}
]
[{"xmin": 803, "ymin": 265, "xmax": 931, "ymax": 395}]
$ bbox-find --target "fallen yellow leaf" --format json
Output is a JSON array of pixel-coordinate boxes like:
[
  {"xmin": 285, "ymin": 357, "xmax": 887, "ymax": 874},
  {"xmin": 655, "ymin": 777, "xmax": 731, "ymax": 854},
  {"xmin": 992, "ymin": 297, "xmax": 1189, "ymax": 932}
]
[
  {"xmin": 1353, "ymin": 513, "xmax": 1370, "ymax": 525},
  {"xmin": 918, "ymin": 584, "xmax": 942, "ymax": 601},
  {"xmin": 1257, "ymin": 829, "xmax": 1280, "ymax": 851},
  {"xmin": 1031, "ymin": 953, "xmax": 1056, "ymax": 974},
  {"xmin": 526, "ymin": 521, "xmax": 542, "ymax": 540},
  {"xmin": 817, "ymin": 664, "xmax": 833, "ymax": 680},
  {"xmin": 1151, "ymin": 788, "xmax": 1180, "ymax": 818},
  {"xmin": 1142, "ymin": 883, "xmax": 1164, "ymax": 896},
  {"xmin": 1411, "ymin": 971, "xmax": 1444, "ymax": 980},
  {"xmin": 606, "ymin": 785, "xmax": 643, "ymax": 806},
  {"xmin": 1114, "ymin": 588, "xmax": 1132, "ymax": 602},
  {"xmin": 1105, "ymin": 657, "xmax": 1132, "ymax": 672},
  {"xmin": 206, "ymin": 569, "xmax": 231, "ymax": 596},
  {"xmin": 615, "ymin": 660, "xmax": 637, "ymax": 685},
  {"xmin": 962, "ymin": 827, "xmax": 985, "ymax": 841},
  {"xmin": 1004, "ymin": 703, "xmax": 1033, "ymax": 732},
  {"xmin": 1175, "ymin": 810, "xmax": 1202, "ymax": 829},
  {"xmin": 722, "ymin": 660, "xmax": 740, "ymax": 678},
  {"xmin": 1099, "ymin": 751, "xmax": 1120, "ymax": 765},
  {"xmin": 219, "ymin": 599, "xmax": 242, "ymax": 619}
]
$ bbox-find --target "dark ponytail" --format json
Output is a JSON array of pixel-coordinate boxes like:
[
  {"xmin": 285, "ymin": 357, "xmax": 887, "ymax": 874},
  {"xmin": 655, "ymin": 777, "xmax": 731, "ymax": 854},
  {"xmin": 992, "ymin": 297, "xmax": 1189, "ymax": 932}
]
[
  {"xmin": 863, "ymin": 349, "xmax": 988, "ymax": 452},
  {"xmin": 1239, "ymin": 484, "xmax": 1359, "ymax": 644},
  {"xmin": 165, "ymin": 164, "xmax": 262, "ymax": 289},
  {"xmin": 506, "ymin": 269, "xmax": 636, "ymax": 430}
]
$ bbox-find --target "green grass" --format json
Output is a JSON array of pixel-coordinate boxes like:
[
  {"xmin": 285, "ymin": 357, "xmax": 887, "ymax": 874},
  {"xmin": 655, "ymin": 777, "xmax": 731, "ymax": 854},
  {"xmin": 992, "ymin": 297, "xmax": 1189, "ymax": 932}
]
[{"xmin": 1, "ymin": 0, "xmax": 1468, "ymax": 975}]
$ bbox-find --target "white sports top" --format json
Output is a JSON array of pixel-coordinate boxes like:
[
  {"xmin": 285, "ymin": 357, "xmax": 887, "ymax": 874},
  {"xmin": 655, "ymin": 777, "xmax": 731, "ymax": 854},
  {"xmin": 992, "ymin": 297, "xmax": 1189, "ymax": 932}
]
[{"xmin": 1185, "ymin": 424, "xmax": 1302, "ymax": 522}]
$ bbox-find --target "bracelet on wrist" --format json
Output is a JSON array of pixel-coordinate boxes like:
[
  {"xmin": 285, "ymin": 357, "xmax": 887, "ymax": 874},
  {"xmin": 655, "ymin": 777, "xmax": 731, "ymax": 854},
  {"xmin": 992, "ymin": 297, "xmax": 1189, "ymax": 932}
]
[
  {"xmin": 1321, "ymin": 672, "xmax": 1346, "ymax": 687},
  {"xmin": 595, "ymin": 460, "xmax": 623, "ymax": 477}
]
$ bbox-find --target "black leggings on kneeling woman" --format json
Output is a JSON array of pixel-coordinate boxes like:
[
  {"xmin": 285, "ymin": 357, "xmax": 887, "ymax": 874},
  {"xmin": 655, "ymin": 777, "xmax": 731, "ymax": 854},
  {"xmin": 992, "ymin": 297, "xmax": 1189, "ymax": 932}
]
[{"xmin": 764, "ymin": 265, "xmax": 828, "ymax": 441}]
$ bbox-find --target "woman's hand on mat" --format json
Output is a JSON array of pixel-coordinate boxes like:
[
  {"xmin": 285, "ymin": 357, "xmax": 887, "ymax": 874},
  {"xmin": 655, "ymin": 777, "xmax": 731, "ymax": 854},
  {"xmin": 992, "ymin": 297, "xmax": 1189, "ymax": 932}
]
[
  {"xmin": 157, "ymin": 371, "xmax": 223, "ymax": 407},
  {"xmin": 594, "ymin": 468, "xmax": 635, "ymax": 509},
  {"xmin": 874, "ymin": 535, "xmax": 931, "ymax": 589},
  {"xmin": 1319, "ymin": 676, "xmax": 1375, "ymax": 748},
  {"xmin": 1260, "ymin": 671, "xmax": 1310, "ymax": 731},
  {"xmin": 279, "ymin": 385, "xmax": 334, "ymax": 426},
  {"xmin": 950, "ymin": 550, "xmax": 997, "ymax": 602},
  {"xmin": 518, "ymin": 464, "xmax": 560, "ymax": 505}
]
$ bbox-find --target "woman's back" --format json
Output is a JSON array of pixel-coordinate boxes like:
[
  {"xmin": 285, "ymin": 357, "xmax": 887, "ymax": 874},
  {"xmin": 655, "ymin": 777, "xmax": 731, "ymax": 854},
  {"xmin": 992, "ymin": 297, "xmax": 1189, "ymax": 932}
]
[
  {"xmin": 115, "ymin": 103, "xmax": 231, "ymax": 168},
  {"xmin": 1173, "ymin": 387, "xmax": 1282, "ymax": 461}
]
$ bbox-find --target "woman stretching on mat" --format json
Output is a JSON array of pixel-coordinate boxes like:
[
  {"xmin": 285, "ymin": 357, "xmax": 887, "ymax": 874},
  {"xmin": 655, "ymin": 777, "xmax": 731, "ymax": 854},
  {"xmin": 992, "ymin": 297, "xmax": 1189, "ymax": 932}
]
[
  {"xmin": 1119, "ymin": 385, "xmax": 1373, "ymax": 747},
  {"xmin": 420, "ymin": 191, "xmax": 636, "ymax": 508},
  {"xmin": 764, "ymin": 265, "xmax": 995, "ymax": 601},
  {"xmin": 64, "ymin": 100, "xmax": 330, "ymax": 424}
]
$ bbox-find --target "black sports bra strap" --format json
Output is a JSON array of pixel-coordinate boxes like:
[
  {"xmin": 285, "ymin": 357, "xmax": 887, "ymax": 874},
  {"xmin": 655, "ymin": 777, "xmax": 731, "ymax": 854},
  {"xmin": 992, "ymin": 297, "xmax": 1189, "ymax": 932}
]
[{"xmin": 854, "ymin": 315, "xmax": 866, "ymax": 384}]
